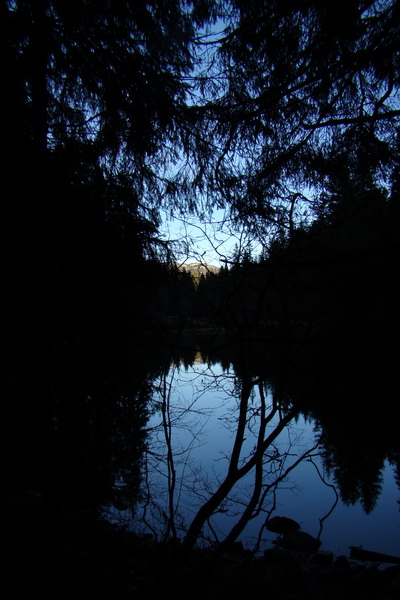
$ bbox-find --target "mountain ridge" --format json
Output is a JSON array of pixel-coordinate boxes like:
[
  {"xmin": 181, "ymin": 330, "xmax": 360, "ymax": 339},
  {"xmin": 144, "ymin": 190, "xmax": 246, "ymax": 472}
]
[{"xmin": 178, "ymin": 262, "xmax": 220, "ymax": 276}]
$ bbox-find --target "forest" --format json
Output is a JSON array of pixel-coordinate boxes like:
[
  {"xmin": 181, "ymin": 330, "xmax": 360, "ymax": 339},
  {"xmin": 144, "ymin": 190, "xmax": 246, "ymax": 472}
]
[{"xmin": 2, "ymin": 1, "xmax": 400, "ymax": 598}]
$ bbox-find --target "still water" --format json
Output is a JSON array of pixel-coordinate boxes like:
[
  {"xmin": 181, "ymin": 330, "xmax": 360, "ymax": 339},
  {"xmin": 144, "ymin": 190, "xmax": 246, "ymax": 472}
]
[{"xmin": 135, "ymin": 356, "xmax": 399, "ymax": 557}]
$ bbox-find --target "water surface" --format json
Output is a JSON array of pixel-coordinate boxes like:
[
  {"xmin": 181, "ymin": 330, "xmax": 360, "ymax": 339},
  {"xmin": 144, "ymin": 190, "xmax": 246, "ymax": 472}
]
[{"xmin": 138, "ymin": 357, "xmax": 399, "ymax": 557}]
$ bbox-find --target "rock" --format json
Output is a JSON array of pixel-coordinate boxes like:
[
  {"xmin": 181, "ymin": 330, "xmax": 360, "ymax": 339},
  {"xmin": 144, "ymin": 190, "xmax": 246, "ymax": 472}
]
[
  {"xmin": 272, "ymin": 530, "xmax": 321, "ymax": 554},
  {"xmin": 265, "ymin": 516, "xmax": 301, "ymax": 534}
]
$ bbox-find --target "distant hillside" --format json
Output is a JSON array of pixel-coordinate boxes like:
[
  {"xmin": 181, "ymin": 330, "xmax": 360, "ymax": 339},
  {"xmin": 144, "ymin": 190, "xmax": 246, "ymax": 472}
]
[{"xmin": 178, "ymin": 263, "xmax": 220, "ymax": 277}]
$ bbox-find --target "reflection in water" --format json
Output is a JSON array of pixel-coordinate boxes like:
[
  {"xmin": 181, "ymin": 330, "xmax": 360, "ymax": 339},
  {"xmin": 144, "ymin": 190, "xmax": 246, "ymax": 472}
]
[{"xmin": 133, "ymin": 352, "xmax": 399, "ymax": 556}]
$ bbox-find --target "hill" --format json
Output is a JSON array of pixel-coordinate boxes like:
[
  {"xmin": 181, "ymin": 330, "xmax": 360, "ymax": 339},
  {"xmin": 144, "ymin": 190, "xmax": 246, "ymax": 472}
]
[{"xmin": 178, "ymin": 262, "xmax": 220, "ymax": 278}]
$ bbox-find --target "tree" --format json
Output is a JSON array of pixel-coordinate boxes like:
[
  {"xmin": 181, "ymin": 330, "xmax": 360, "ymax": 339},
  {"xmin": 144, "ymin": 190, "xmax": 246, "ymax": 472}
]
[
  {"xmin": 182, "ymin": 0, "xmax": 400, "ymax": 242},
  {"xmin": 2, "ymin": 0, "xmax": 212, "ymax": 245},
  {"xmin": 1, "ymin": 1, "xmax": 216, "ymax": 387},
  {"xmin": 2, "ymin": 2, "xmax": 217, "ymax": 589}
]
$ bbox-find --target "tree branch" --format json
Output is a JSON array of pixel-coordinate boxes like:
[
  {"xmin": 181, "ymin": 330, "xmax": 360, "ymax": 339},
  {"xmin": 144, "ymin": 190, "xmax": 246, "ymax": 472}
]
[{"xmin": 304, "ymin": 109, "xmax": 400, "ymax": 130}]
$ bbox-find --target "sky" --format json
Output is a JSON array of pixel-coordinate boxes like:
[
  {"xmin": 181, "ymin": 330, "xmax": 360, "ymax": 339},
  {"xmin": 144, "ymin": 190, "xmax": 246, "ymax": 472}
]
[{"xmin": 160, "ymin": 208, "xmax": 264, "ymax": 267}]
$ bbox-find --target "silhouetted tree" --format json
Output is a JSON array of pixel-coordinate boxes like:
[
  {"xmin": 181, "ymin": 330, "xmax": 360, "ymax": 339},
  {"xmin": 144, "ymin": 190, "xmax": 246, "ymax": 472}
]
[
  {"xmin": 2, "ymin": 2, "xmax": 216, "ymax": 593},
  {"xmin": 183, "ymin": 0, "xmax": 400, "ymax": 240}
]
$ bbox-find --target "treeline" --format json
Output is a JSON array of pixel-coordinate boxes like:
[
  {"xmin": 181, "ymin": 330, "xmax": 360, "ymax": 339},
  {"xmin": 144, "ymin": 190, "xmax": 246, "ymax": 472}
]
[{"xmin": 162, "ymin": 185, "xmax": 400, "ymax": 339}]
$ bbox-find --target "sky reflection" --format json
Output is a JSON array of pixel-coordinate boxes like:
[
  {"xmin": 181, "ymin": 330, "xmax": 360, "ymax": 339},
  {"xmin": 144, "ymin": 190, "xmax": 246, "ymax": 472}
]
[{"xmin": 143, "ymin": 360, "xmax": 399, "ymax": 557}]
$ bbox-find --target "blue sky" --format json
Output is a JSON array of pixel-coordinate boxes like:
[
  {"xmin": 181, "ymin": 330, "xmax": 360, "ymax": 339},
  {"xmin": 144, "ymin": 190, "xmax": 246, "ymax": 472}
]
[{"xmin": 160, "ymin": 208, "xmax": 263, "ymax": 266}]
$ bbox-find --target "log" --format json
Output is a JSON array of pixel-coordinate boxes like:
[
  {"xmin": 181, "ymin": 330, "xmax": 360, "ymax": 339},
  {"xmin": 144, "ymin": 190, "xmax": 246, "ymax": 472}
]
[{"xmin": 349, "ymin": 546, "xmax": 400, "ymax": 565}]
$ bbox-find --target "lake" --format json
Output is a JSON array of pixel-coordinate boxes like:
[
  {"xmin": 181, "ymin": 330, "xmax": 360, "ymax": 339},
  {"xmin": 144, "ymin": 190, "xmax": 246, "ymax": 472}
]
[{"xmin": 130, "ymin": 353, "xmax": 399, "ymax": 558}]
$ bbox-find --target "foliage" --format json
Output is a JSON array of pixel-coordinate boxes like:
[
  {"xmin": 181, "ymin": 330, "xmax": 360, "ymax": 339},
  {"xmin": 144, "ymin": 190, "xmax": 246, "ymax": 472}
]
[
  {"xmin": 182, "ymin": 0, "xmax": 400, "ymax": 242},
  {"xmin": 1, "ymin": 0, "xmax": 214, "ymax": 557}
]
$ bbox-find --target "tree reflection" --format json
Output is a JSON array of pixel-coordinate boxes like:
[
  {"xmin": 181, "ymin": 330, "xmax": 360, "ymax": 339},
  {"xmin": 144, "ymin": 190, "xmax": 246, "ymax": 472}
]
[
  {"xmin": 138, "ymin": 351, "xmax": 324, "ymax": 553},
  {"xmin": 133, "ymin": 324, "xmax": 400, "ymax": 558},
  {"xmin": 271, "ymin": 329, "xmax": 400, "ymax": 515}
]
